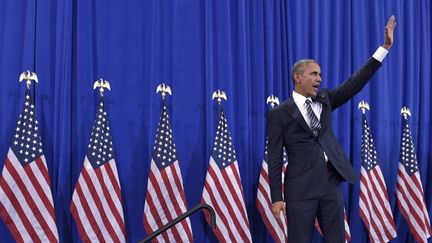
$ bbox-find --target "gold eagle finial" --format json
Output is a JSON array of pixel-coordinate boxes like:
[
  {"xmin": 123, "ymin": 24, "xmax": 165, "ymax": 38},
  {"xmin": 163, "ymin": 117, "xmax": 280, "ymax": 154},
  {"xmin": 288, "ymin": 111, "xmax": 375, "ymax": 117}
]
[
  {"xmin": 266, "ymin": 95, "xmax": 280, "ymax": 108},
  {"xmin": 19, "ymin": 70, "xmax": 38, "ymax": 89},
  {"xmin": 156, "ymin": 83, "xmax": 172, "ymax": 99},
  {"xmin": 93, "ymin": 79, "xmax": 111, "ymax": 96},
  {"xmin": 401, "ymin": 106, "xmax": 411, "ymax": 120},
  {"xmin": 212, "ymin": 90, "xmax": 227, "ymax": 105},
  {"xmin": 358, "ymin": 100, "xmax": 370, "ymax": 114}
]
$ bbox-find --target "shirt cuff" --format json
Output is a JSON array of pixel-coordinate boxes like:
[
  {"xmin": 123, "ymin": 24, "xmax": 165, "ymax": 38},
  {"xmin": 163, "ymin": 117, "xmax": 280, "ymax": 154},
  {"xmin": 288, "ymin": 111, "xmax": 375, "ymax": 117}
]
[{"xmin": 372, "ymin": 46, "xmax": 389, "ymax": 62}]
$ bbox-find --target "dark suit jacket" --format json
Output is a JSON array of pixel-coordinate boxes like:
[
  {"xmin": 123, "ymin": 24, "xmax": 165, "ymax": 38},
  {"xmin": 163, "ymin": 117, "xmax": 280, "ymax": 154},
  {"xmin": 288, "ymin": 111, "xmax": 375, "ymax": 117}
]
[{"xmin": 267, "ymin": 57, "xmax": 382, "ymax": 202}]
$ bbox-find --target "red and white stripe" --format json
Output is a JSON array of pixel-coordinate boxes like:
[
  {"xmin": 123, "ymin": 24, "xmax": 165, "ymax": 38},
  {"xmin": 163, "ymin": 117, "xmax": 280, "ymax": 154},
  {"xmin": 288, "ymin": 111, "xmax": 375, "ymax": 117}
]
[
  {"xmin": 396, "ymin": 163, "xmax": 431, "ymax": 243},
  {"xmin": 70, "ymin": 157, "xmax": 126, "ymax": 243},
  {"xmin": 344, "ymin": 213, "xmax": 351, "ymax": 241},
  {"xmin": 0, "ymin": 149, "xmax": 59, "ymax": 243},
  {"xmin": 143, "ymin": 160, "xmax": 193, "ymax": 242},
  {"xmin": 315, "ymin": 208, "xmax": 351, "ymax": 242},
  {"xmin": 359, "ymin": 165, "xmax": 397, "ymax": 242},
  {"xmin": 256, "ymin": 160, "xmax": 287, "ymax": 243},
  {"xmin": 201, "ymin": 157, "xmax": 252, "ymax": 243}
]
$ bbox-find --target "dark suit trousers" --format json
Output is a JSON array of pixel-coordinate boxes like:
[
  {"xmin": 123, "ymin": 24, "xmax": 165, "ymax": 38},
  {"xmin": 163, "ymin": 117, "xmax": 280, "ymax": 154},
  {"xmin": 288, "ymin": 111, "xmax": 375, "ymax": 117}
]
[{"xmin": 285, "ymin": 159, "xmax": 345, "ymax": 243}]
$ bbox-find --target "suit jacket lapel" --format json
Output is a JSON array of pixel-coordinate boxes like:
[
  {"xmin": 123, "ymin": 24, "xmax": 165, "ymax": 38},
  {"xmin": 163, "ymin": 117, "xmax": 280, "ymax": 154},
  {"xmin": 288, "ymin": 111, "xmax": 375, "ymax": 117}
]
[{"xmin": 284, "ymin": 98, "xmax": 313, "ymax": 135}]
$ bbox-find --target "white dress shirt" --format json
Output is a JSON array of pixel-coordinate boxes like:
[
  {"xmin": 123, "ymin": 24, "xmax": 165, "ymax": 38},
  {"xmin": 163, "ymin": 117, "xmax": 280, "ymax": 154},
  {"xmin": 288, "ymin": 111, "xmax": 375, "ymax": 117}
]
[{"xmin": 292, "ymin": 91, "xmax": 322, "ymax": 128}]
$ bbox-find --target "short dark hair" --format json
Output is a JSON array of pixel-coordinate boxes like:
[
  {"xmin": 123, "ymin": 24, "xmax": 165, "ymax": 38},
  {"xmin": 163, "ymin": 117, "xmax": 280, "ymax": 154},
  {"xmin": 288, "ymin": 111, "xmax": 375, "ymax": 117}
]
[{"xmin": 291, "ymin": 59, "xmax": 318, "ymax": 82}]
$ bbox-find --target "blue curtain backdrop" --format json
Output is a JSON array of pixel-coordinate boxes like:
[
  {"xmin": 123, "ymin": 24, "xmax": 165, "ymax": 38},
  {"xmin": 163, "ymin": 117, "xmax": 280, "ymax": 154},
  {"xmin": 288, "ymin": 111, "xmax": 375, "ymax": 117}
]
[{"xmin": 0, "ymin": 0, "xmax": 431, "ymax": 242}]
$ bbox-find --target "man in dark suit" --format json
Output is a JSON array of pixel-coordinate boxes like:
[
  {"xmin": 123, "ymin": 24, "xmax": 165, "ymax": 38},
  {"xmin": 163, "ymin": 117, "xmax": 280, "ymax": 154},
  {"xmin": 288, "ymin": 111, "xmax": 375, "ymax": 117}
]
[{"xmin": 267, "ymin": 16, "xmax": 396, "ymax": 242}]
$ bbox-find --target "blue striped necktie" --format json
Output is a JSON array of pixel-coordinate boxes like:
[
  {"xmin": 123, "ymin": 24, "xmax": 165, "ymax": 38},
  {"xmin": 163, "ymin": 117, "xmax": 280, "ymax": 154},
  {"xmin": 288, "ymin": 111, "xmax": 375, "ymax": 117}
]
[{"xmin": 305, "ymin": 99, "xmax": 321, "ymax": 137}]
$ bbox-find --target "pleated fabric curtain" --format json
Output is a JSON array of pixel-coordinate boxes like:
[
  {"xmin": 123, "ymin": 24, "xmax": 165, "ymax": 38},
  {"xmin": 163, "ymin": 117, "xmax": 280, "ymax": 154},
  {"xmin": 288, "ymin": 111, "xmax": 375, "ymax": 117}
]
[{"xmin": 0, "ymin": 0, "xmax": 430, "ymax": 242}]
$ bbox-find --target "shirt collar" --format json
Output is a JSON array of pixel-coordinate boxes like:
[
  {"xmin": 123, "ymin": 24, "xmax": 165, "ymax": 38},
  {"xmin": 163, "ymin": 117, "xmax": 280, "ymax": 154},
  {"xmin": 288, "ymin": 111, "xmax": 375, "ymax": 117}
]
[{"xmin": 292, "ymin": 90, "xmax": 312, "ymax": 106}]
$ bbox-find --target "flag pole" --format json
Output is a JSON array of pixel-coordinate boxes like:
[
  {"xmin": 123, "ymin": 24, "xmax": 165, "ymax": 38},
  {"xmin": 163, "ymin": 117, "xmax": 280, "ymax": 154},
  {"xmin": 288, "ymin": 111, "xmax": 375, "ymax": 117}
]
[{"xmin": 212, "ymin": 89, "xmax": 227, "ymax": 116}]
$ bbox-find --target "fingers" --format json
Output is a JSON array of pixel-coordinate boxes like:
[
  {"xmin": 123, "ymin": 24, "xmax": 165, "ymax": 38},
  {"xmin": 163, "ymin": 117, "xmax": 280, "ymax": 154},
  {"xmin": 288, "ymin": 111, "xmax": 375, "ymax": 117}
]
[
  {"xmin": 387, "ymin": 15, "xmax": 395, "ymax": 25},
  {"xmin": 272, "ymin": 207, "xmax": 281, "ymax": 219},
  {"xmin": 272, "ymin": 201, "xmax": 285, "ymax": 220},
  {"xmin": 386, "ymin": 15, "xmax": 396, "ymax": 31}
]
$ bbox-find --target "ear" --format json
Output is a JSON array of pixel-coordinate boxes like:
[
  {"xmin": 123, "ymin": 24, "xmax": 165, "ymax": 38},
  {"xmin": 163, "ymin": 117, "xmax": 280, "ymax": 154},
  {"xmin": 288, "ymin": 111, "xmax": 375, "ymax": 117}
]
[{"xmin": 294, "ymin": 73, "xmax": 301, "ymax": 84}]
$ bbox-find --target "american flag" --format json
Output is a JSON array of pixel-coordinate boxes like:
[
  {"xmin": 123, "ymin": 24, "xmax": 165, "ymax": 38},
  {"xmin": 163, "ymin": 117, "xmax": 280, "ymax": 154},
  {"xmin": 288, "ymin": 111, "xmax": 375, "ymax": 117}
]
[
  {"xmin": 256, "ymin": 141, "xmax": 288, "ymax": 243},
  {"xmin": 201, "ymin": 108, "xmax": 252, "ymax": 242},
  {"xmin": 70, "ymin": 97, "xmax": 126, "ymax": 243},
  {"xmin": 358, "ymin": 113, "xmax": 397, "ymax": 242},
  {"xmin": 314, "ymin": 208, "xmax": 351, "ymax": 242},
  {"xmin": 143, "ymin": 103, "xmax": 194, "ymax": 242},
  {"xmin": 396, "ymin": 116, "xmax": 431, "ymax": 243},
  {"xmin": 0, "ymin": 90, "xmax": 59, "ymax": 243}
]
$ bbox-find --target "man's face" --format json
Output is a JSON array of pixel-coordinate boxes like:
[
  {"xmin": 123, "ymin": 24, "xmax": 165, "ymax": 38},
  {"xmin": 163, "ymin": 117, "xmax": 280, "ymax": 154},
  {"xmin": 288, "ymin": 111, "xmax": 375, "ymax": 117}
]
[{"xmin": 294, "ymin": 63, "xmax": 322, "ymax": 98}]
